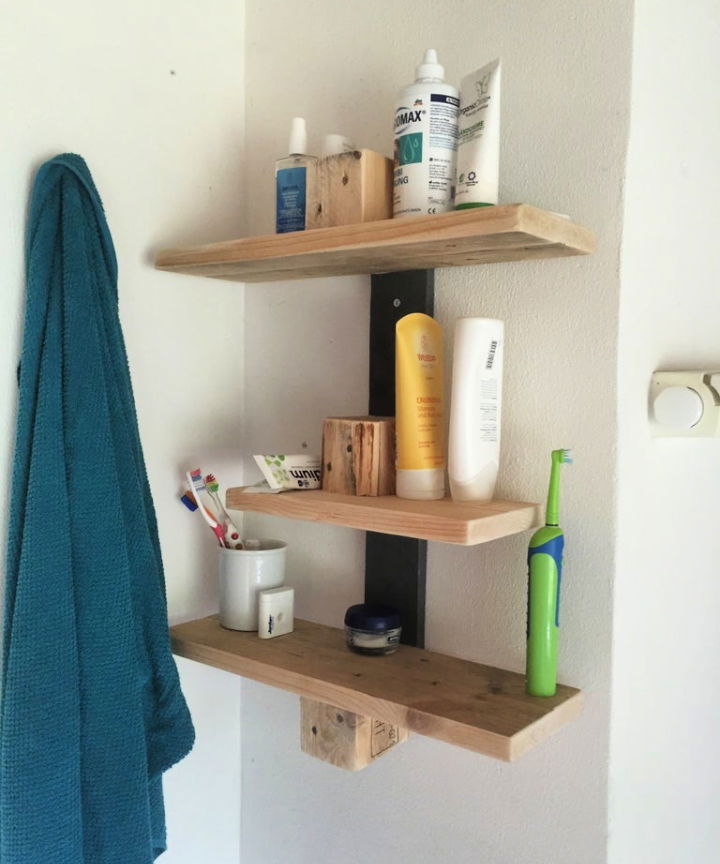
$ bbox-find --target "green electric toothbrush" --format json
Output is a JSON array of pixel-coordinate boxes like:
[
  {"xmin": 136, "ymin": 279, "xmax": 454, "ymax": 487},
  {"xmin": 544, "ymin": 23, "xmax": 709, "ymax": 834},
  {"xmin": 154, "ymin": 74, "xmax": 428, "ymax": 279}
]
[{"xmin": 526, "ymin": 448, "xmax": 572, "ymax": 697}]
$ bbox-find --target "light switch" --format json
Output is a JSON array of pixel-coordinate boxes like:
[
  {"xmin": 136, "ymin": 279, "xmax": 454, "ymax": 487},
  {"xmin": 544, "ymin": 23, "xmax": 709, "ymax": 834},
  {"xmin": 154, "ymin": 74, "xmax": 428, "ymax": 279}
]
[
  {"xmin": 650, "ymin": 371, "xmax": 720, "ymax": 437},
  {"xmin": 653, "ymin": 386, "xmax": 704, "ymax": 428}
]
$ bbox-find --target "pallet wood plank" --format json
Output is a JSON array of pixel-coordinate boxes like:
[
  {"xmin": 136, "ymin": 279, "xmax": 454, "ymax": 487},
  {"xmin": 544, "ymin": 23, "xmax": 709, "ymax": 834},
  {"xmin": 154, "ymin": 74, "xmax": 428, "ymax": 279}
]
[
  {"xmin": 171, "ymin": 616, "xmax": 583, "ymax": 762},
  {"xmin": 225, "ymin": 488, "xmax": 541, "ymax": 546},
  {"xmin": 154, "ymin": 205, "xmax": 594, "ymax": 283}
]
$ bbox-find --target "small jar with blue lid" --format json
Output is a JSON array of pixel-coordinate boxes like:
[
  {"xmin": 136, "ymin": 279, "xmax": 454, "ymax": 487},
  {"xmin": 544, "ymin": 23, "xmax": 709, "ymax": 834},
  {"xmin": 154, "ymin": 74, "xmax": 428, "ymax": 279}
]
[{"xmin": 344, "ymin": 604, "xmax": 402, "ymax": 656}]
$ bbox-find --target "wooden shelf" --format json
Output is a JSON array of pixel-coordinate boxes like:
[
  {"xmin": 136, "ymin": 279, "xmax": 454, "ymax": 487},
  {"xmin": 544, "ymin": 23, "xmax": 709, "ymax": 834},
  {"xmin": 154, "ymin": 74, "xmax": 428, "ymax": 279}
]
[
  {"xmin": 225, "ymin": 488, "xmax": 541, "ymax": 546},
  {"xmin": 171, "ymin": 615, "xmax": 583, "ymax": 761},
  {"xmin": 154, "ymin": 204, "xmax": 594, "ymax": 283}
]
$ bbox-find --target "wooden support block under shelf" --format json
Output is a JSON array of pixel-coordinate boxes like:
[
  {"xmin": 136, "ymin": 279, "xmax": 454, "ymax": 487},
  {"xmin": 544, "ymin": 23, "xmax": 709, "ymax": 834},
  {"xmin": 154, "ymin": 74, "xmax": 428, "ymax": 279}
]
[
  {"xmin": 300, "ymin": 698, "xmax": 409, "ymax": 771},
  {"xmin": 170, "ymin": 616, "xmax": 583, "ymax": 762},
  {"xmin": 225, "ymin": 488, "xmax": 541, "ymax": 546}
]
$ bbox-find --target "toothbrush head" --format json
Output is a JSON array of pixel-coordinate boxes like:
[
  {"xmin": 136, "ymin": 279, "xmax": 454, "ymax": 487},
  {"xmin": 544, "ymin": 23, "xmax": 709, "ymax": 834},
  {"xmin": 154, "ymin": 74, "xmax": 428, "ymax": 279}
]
[
  {"xmin": 180, "ymin": 492, "xmax": 198, "ymax": 512},
  {"xmin": 205, "ymin": 473, "xmax": 219, "ymax": 494},
  {"xmin": 545, "ymin": 449, "xmax": 572, "ymax": 526},
  {"xmin": 189, "ymin": 468, "xmax": 205, "ymax": 492}
]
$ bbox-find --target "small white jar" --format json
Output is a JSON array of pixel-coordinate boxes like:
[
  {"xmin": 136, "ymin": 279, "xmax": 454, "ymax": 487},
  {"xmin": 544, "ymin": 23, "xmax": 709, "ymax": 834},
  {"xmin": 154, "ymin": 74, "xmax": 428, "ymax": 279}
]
[{"xmin": 344, "ymin": 604, "xmax": 402, "ymax": 656}]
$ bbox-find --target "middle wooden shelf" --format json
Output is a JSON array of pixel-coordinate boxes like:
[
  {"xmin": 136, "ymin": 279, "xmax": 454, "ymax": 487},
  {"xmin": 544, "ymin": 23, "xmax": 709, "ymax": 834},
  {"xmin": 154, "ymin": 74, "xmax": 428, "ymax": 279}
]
[{"xmin": 225, "ymin": 488, "xmax": 541, "ymax": 546}]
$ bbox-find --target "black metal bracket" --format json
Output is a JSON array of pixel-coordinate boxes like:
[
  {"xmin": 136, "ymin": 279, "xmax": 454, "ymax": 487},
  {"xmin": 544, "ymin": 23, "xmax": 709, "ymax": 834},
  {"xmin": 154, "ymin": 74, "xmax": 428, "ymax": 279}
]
[{"xmin": 364, "ymin": 270, "xmax": 434, "ymax": 649}]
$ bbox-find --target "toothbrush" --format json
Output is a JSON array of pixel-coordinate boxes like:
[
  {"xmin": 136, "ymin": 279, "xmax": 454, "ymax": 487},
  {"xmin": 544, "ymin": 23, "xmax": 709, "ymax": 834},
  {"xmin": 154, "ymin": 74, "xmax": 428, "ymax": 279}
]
[
  {"xmin": 180, "ymin": 491, "xmax": 198, "ymax": 512},
  {"xmin": 180, "ymin": 489, "xmax": 219, "ymax": 523},
  {"xmin": 526, "ymin": 448, "xmax": 572, "ymax": 697},
  {"xmin": 186, "ymin": 469, "xmax": 226, "ymax": 547},
  {"xmin": 205, "ymin": 474, "xmax": 243, "ymax": 550}
]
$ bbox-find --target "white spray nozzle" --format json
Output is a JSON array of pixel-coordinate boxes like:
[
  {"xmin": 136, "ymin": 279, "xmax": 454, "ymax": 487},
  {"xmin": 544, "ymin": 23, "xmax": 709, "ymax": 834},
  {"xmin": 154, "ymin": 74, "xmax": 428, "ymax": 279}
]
[
  {"xmin": 288, "ymin": 117, "xmax": 307, "ymax": 155},
  {"xmin": 416, "ymin": 48, "xmax": 444, "ymax": 81}
]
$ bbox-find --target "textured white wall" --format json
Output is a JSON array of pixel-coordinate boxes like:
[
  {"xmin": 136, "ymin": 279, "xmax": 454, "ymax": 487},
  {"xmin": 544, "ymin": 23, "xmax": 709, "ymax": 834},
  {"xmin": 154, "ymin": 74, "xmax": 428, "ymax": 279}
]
[
  {"xmin": 241, "ymin": 2, "xmax": 632, "ymax": 862},
  {"xmin": 609, "ymin": 2, "xmax": 720, "ymax": 862},
  {"xmin": 13, "ymin": 2, "xmax": 716, "ymax": 861},
  {"xmin": 0, "ymin": 3, "xmax": 245, "ymax": 862}
]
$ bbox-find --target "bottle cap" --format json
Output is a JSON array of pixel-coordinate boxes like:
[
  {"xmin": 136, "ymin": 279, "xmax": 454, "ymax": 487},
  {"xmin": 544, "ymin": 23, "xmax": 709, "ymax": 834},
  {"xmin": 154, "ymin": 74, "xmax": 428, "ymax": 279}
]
[
  {"xmin": 322, "ymin": 133, "xmax": 355, "ymax": 157},
  {"xmin": 415, "ymin": 48, "xmax": 444, "ymax": 82},
  {"xmin": 288, "ymin": 117, "xmax": 307, "ymax": 155},
  {"xmin": 344, "ymin": 604, "xmax": 401, "ymax": 632},
  {"xmin": 396, "ymin": 468, "xmax": 445, "ymax": 500}
]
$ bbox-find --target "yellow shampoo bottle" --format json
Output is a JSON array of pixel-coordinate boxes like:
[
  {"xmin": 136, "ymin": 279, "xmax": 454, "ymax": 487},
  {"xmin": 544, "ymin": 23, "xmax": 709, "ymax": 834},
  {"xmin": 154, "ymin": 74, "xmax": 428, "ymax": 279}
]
[{"xmin": 395, "ymin": 313, "xmax": 445, "ymax": 500}]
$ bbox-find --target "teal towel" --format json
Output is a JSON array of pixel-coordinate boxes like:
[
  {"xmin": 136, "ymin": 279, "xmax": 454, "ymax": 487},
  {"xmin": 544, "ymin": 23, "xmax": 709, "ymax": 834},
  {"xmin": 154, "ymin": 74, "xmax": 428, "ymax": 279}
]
[{"xmin": 1, "ymin": 155, "xmax": 195, "ymax": 863}]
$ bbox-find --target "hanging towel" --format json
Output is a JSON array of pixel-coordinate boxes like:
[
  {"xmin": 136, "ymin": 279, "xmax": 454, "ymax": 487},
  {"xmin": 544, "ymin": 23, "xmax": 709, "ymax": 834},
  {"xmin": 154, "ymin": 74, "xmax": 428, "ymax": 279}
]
[{"xmin": 1, "ymin": 154, "xmax": 195, "ymax": 864}]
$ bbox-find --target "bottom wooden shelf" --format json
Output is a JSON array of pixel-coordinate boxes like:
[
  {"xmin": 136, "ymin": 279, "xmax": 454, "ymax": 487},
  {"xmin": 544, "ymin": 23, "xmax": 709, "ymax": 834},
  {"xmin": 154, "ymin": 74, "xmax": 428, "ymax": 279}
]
[{"xmin": 171, "ymin": 615, "xmax": 582, "ymax": 762}]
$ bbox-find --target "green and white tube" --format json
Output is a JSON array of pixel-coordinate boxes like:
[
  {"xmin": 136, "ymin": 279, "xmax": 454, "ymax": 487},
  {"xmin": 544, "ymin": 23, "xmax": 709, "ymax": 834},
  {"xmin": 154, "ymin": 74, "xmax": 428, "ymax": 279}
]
[{"xmin": 455, "ymin": 59, "xmax": 501, "ymax": 209}]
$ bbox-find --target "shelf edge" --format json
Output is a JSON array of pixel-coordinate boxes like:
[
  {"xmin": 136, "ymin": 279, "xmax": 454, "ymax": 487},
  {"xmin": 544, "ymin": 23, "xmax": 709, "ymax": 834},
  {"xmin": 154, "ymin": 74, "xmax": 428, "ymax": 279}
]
[
  {"xmin": 154, "ymin": 204, "xmax": 595, "ymax": 282},
  {"xmin": 225, "ymin": 489, "xmax": 542, "ymax": 546}
]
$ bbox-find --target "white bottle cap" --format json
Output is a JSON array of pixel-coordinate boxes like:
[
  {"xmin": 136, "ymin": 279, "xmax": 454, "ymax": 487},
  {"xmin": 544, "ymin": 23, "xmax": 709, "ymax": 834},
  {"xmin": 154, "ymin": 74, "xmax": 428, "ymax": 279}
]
[
  {"xmin": 288, "ymin": 117, "xmax": 307, "ymax": 155},
  {"xmin": 322, "ymin": 133, "xmax": 355, "ymax": 157},
  {"xmin": 396, "ymin": 468, "xmax": 445, "ymax": 500},
  {"xmin": 449, "ymin": 466, "xmax": 498, "ymax": 502},
  {"xmin": 415, "ymin": 49, "xmax": 444, "ymax": 82}
]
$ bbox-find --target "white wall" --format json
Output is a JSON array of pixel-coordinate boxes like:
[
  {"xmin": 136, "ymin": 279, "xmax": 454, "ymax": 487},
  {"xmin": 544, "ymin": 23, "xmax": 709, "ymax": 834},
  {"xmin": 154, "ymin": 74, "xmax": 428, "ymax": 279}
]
[
  {"xmin": 0, "ymin": 3, "xmax": 245, "ymax": 862},
  {"xmin": 241, "ymin": 2, "xmax": 632, "ymax": 862},
  {"xmin": 609, "ymin": 2, "xmax": 720, "ymax": 862},
  {"xmin": 9, "ymin": 3, "xmax": 716, "ymax": 861}
]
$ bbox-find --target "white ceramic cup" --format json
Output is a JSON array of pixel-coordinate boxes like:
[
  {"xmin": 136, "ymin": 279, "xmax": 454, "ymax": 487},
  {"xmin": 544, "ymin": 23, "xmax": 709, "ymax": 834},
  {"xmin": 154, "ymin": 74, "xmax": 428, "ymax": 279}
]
[{"xmin": 218, "ymin": 540, "xmax": 287, "ymax": 631}]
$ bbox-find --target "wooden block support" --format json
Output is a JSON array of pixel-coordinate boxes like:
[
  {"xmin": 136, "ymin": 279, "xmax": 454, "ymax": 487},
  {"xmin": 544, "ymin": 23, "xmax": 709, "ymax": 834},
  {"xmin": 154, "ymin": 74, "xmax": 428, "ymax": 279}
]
[
  {"xmin": 322, "ymin": 416, "xmax": 395, "ymax": 496},
  {"xmin": 300, "ymin": 698, "xmax": 408, "ymax": 771},
  {"xmin": 307, "ymin": 150, "xmax": 393, "ymax": 229}
]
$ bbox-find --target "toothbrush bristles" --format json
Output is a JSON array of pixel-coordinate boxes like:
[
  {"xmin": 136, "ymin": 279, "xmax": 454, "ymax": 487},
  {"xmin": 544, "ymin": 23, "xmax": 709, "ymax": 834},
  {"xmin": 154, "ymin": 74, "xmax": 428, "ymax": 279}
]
[{"xmin": 562, "ymin": 449, "xmax": 573, "ymax": 464}]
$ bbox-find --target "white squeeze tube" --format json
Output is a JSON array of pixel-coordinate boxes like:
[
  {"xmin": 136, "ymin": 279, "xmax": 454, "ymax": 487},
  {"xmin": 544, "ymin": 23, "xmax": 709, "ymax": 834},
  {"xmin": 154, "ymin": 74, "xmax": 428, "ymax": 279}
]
[
  {"xmin": 448, "ymin": 318, "xmax": 504, "ymax": 501},
  {"xmin": 455, "ymin": 59, "xmax": 501, "ymax": 209}
]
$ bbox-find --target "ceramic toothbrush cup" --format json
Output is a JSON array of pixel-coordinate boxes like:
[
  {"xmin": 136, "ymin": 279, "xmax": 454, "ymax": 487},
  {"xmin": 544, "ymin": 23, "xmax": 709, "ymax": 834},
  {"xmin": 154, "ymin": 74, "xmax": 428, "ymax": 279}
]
[{"xmin": 218, "ymin": 541, "xmax": 287, "ymax": 631}]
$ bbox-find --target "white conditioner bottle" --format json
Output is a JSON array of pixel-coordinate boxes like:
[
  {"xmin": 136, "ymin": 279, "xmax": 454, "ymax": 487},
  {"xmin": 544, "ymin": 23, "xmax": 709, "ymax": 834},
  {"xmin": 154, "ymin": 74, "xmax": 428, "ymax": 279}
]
[{"xmin": 448, "ymin": 318, "xmax": 504, "ymax": 501}]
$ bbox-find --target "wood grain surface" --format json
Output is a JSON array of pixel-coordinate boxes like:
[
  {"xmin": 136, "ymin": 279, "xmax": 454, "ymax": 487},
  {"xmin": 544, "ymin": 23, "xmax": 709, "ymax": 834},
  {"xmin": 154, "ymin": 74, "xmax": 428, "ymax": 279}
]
[
  {"xmin": 155, "ymin": 204, "xmax": 595, "ymax": 282},
  {"xmin": 300, "ymin": 698, "xmax": 409, "ymax": 770},
  {"xmin": 225, "ymin": 488, "xmax": 541, "ymax": 546},
  {"xmin": 171, "ymin": 616, "xmax": 583, "ymax": 761}
]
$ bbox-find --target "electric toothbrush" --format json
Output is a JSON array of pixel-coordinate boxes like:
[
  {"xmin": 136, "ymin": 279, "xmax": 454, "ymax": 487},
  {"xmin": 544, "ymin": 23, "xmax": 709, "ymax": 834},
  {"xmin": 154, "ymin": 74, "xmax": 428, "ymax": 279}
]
[{"xmin": 526, "ymin": 448, "xmax": 572, "ymax": 697}]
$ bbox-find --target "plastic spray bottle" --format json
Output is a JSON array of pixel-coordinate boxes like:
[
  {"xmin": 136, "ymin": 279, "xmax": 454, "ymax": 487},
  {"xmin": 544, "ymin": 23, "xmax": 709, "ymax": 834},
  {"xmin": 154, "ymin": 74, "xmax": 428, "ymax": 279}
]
[
  {"xmin": 393, "ymin": 49, "xmax": 459, "ymax": 218},
  {"xmin": 275, "ymin": 117, "xmax": 317, "ymax": 233}
]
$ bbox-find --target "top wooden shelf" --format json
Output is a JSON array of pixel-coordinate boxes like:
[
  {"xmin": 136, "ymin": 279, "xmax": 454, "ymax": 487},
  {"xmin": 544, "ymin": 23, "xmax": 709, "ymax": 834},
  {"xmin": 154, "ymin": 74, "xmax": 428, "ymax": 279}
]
[{"xmin": 154, "ymin": 205, "xmax": 595, "ymax": 283}]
